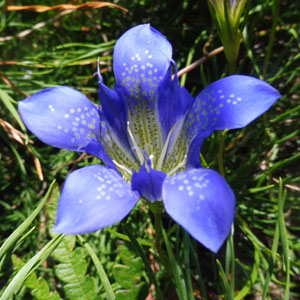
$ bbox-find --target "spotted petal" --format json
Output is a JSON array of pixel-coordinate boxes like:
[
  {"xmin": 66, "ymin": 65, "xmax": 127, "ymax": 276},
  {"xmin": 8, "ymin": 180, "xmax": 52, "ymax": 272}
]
[
  {"xmin": 18, "ymin": 86, "xmax": 101, "ymax": 152},
  {"xmin": 162, "ymin": 168, "xmax": 235, "ymax": 252},
  {"xmin": 186, "ymin": 75, "xmax": 281, "ymax": 137},
  {"xmin": 53, "ymin": 165, "xmax": 139, "ymax": 234},
  {"xmin": 113, "ymin": 24, "xmax": 172, "ymax": 107}
]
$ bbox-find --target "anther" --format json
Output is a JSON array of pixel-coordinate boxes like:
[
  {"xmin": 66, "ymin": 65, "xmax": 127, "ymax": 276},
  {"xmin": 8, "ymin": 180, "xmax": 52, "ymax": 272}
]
[
  {"xmin": 156, "ymin": 122, "xmax": 177, "ymax": 171},
  {"xmin": 94, "ymin": 57, "xmax": 103, "ymax": 83},
  {"xmin": 167, "ymin": 155, "xmax": 187, "ymax": 177},
  {"xmin": 113, "ymin": 160, "xmax": 133, "ymax": 176},
  {"xmin": 149, "ymin": 154, "xmax": 154, "ymax": 169},
  {"xmin": 127, "ymin": 121, "xmax": 144, "ymax": 165}
]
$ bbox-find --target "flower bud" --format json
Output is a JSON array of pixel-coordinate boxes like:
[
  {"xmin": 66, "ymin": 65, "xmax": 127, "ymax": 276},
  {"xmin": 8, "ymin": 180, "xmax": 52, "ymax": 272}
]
[{"xmin": 208, "ymin": 0, "xmax": 247, "ymax": 73}]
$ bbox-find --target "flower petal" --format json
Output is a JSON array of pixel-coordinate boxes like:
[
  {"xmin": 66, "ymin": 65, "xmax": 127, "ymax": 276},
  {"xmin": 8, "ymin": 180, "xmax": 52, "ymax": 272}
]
[
  {"xmin": 84, "ymin": 140, "xmax": 119, "ymax": 173},
  {"xmin": 185, "ymin": 133, "xmax": 209, "ymax": 169},
  {"xmin": 113, "ymin": 24, "xmax": 173, "ymax": 163},
  {"xmin": 18, "ymin": 86, "xmax": 100, "ymax": 152},
  {"xmin": 132, "ymin": 164, "xmax": 166, "ymax": 202},
  {"xmin": 158, "ymin": 67, "xmax": 194, "ymax": 141},
  {"xmin": 99, "ymin": 82, "xmax": 138, "ymax": 166},
  {"xmin": 162, "ymin": 168, "xmax": 235, "ymax": 252},
  {"xmin": 113, "ymin": 24, "xmax": 172, "ymax": 106},
  {"xmin": 186, "ymin": 75, "xmax": 281, "ymax": 136},
  {"xmin": 53, "ymin": 165, "xmax": 139, "ymax": 234},
  {"xmin": 99, "ymin": 82, "xmax": 129, "ymax": 148}
]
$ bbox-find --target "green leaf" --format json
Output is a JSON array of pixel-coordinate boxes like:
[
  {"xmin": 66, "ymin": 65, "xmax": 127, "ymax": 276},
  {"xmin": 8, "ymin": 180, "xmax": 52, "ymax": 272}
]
[
  {"xmin": 216, "ymin": 259, "xmax": 233, "ymax": 300},
  {"xmin": 115, "ymin": 282, "xmax": 148, "ymax": 300},
  {"xmin": 277, "ymin": 180, "xmax": 290, "ymax": 300},
  {"xmin": 55, "ymin": 248, "xmax": 88, "ymax": 282},
  {"xmin": 118, "ymin": 244, "xmax": 144, "ymax": 274},
  {"xmin": 77, "ymin": 235, "xmax": 115, "ymax": 300},
  {"xmin": 0, "ymin": 234, "xmax": 63, "ymax": 300},
  {"xmin": 162, "ymin": 228, "xmax": 188, "ymax": 300},
  {"xmin": 52, "ymin": 235, "xmax": 98, "ymax": 300},
  {"xmin": 48, "ymin": 291, "xmax": 62, "ymax": 300},
  {"xmin": 235, "ymin": 247, "xmax": 260, "ymax": 300},
  {"xmin": 113, "ymin": 264, "xmax": 139, "ymax": 290},
  {"xmin": 63, "ymin": 277, "xmax": 98, "ymax": 300},
  {"xmin": 0, "ymin": 180, "xmax": 56, "ymax": 263},
  {"xmin": 11, "ymin": 254, "xmax": 61, "ymax": 300},
  {"xmin": 0, "ymin": 88, "xmax": 26, "ymax": 131},
  {"xmin": 111, "ymin": 241, "xmax": 151, "ymax": 300},
  {"xmin": 106, "ymin": 228, "xmax": 154, "ymax": 247},
  {"xmin": 31, "ymin": 277, "xmax": 51, "ymax": 300},
  {"xmin": 122, "ymin": 224, "xmax": 161, "ymax": 299},
  {"xmin": 52, "ymin": 235, "xmax": 76, "ymax": 262}
]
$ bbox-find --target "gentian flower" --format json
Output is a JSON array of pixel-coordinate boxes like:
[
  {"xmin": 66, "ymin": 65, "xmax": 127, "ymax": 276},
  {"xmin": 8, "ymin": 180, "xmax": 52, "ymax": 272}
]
[{"xmin": 18, "ymin": 24, "xmax": 280, "ymax": 252}]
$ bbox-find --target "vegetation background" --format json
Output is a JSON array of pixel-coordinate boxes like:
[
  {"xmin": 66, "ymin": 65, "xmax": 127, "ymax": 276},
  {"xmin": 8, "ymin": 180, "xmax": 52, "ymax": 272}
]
[{"xmin": 0, "ymin": 0, "xmax": 299, "ymax": 299}]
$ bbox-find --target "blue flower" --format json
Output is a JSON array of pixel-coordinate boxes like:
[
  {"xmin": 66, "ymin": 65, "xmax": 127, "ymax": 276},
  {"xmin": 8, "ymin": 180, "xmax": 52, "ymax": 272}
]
[{"xmin": 18, "ymin": 24, "xmax": 280, "ymax": 252}]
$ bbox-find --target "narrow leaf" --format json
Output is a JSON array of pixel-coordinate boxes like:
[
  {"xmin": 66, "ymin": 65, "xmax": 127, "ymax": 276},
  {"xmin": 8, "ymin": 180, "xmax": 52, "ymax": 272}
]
[
  {"xmin": 77, "ymin": 235, "xmax": 115, "ymax": 300},
  {"xmin": 0, "ymin": 234, "xmax": 63, "ymax": 300},
  {"xmin": 0, "ymin": 89, "xmax": 26, "ymax": 131},
  {"xmin": 0, "ymin": 180, "xmax": 56, "ymax": 262}
]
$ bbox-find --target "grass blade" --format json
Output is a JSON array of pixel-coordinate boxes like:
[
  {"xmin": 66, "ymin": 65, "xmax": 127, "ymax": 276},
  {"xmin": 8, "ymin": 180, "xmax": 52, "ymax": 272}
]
[
  {"xmin": 0, "ymin": 180, "xmax": 56, "ymax": 262},
  {"xmin": 277, "ymin": 179, "xmax": 290, "ymax": 300},
  {"xmin": 77, "ymin": 235, "xmax": 115, "ymax": 300},
  {"xmin": 216, "ymin": 259, "xmax": 233, "ymax": 300},
  {"xmin": 0, "ymin": 89, "xmax": 26, "ymax": 131},
  {"xmin": 162, "ymin": 228, "xmax": 188, "ymax": 300},
  {"xmin": 261, "ymin": 221, "xmax": 280, "ymax": 299},
  {"xmin": 0, "ymin": 234, "xmax": 63, "ymax": 300}
]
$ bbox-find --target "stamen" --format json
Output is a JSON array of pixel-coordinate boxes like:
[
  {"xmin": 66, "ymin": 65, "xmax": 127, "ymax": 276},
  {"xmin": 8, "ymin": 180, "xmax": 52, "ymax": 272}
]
[
  {"xmin": 167, "ymin": 155, "xmax": 187, "ymax": 177},
  {"xmin": 97, "ymin": 57, "xmax": 103, "ymax": 83},
  {"xmin": 127, "ymin": 121, "xmax": 144, "ymax": 165},
  {"xmin": 113, "ymin": 160, "xmax": 133, "ymax": 176},
  {"xmin": 149, "ymin": 154, "xmax": 154, "ymax": 169},
  {"xmin": 156, "ymin": 123, "xmax": 177, "ymax": 171}
]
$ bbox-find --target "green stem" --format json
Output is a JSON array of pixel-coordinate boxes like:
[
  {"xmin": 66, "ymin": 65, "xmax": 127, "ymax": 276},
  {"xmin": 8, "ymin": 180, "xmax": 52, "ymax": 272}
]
[
  {"xmin": 261, "ymin": 0, "xmax": 281, "ymax": 188},
  {"xmin": 262, "ymin": 0, "xmax": 281, "ymax": 79},
  {"xmin": 225, "ymin": 37, "xmax": 240, "ymax": 75},
  {"xmin": 123, "ymin": 224, "xmax": 163, "ymax": 300},
  {"xmin": 218, "ymin": 129, "xmax": 228, "ymax": 177},
  {"xmin": 153, "ymin": 211, "xmax": 172, "ymax": 274},
  {"xmin": 154, "ymin": 211, "xmax": 163, "ymax": 250},
  {"xmin": 225, "ymin": 227, "xmax": 235, "ymax": 297}
]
